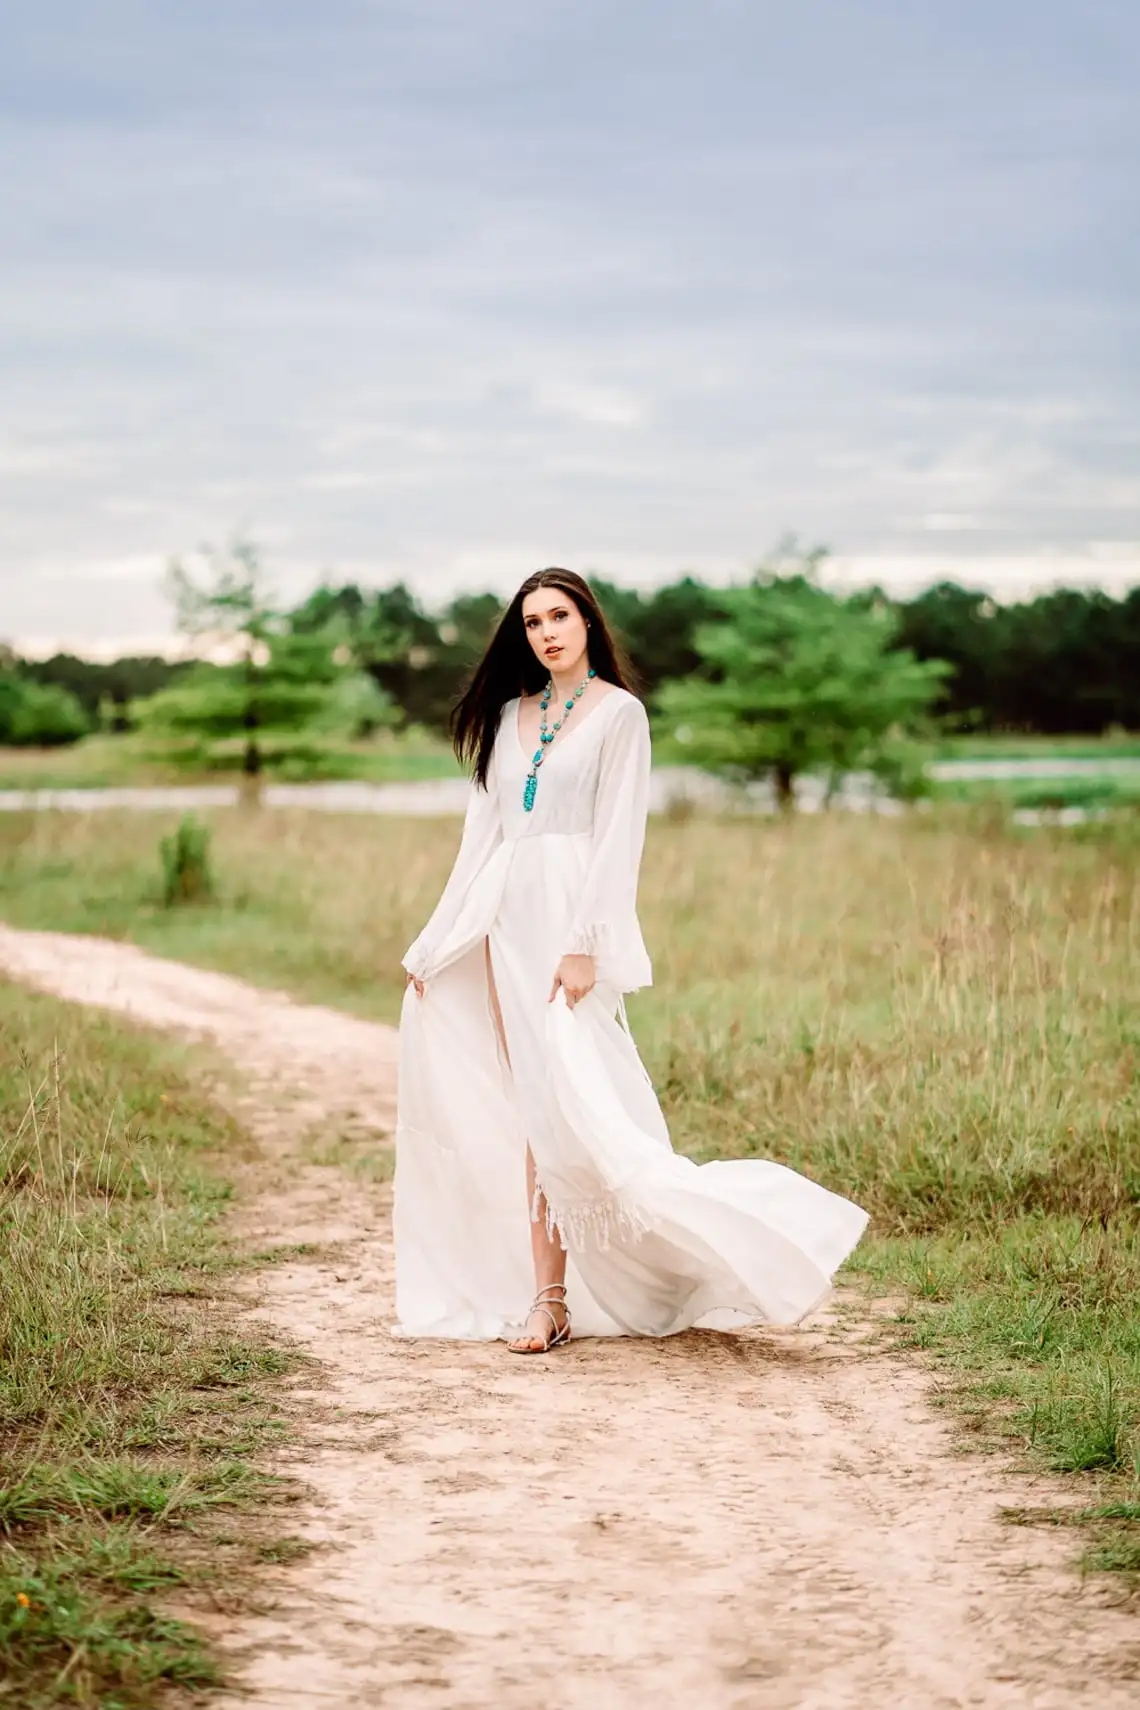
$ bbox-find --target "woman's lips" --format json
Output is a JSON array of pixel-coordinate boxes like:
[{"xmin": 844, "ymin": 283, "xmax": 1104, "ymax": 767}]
[{"xmin": 544, "ymin": 645, "xmax": 562, "ymax": 658}]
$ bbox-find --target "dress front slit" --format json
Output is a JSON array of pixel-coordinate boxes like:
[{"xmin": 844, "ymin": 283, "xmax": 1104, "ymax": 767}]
[{"xmin": 483, "ymin": 938, "xmax": 512, "ymax": 1073}]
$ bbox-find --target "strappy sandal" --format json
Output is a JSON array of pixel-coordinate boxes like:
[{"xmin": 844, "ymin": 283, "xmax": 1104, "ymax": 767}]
[{"xmin": 507, "ymin": 1284, "xmax": 572, "ymax": 1355}]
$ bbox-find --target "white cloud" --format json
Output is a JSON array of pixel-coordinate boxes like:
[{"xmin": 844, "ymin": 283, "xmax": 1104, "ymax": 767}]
[
  {"xmin": 40, "ymin": 554, "xmax": 164, "ymax": 584},
  {"xmin": 921, "ymin": 514, "xmax": 981, "ymax": 532},
  {"xmin": 300, "ymin": 469, "xmax": 435, "ymax": 492},
  {"xmin": 100, "ymin": 496, "xmax": 160, "ymax": 517},
  {"xmin": 300, "ymin": 472, "xmax": 387, "ymax": 493},
  {"xmin": 535, "ymin": 384, "xmax": 647, "ymax": 430},
  {"xmin": 319, "ymin": 422, "xmax": 451, "ymax": 457},
  {"xmin": 0, "ymin": 441, "xmax": 107, "ymax": 478}
]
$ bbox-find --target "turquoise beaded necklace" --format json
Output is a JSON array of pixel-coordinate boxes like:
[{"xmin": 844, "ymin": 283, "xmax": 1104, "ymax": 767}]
[{"xmin": 522, "ymin": 667, "xmax": 596, "ymax": 812}]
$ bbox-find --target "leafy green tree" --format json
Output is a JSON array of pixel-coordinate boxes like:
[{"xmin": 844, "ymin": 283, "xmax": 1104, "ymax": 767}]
[
  {"xmin": 431, "ymin": 591, "xmax": 506, "ymax": 714},
  {"xmin": 588, "ymin": 577, "xmax": 651, "ymax": 661},
  {"xmin": 308, "ymin": 669, "xmax": 397, "ymax": 739},
  {"xmin": 135, "ymin": 541, "xmax": 351, "ymax": 775},
  {"xmin": 635, "ymin": 578, "xmax": 728, "ymax": 689},
  {"xmin": 354, "ymin": 583, "xmax": 451, "ymax": 729},
  {"xmin": 288, "ymin": 581, "xmax": 368, "ymax": 636},
  {"xmin": 892, "ymin": 583, "xmax": 999, "ymax": 729},
  {"xmin": 0, "ymin": 675, "xmax": 89, "ymax": 746},
  {"xmin": 21, "ymin": 652, "xmax": 185, "ymax": 726},
  {"xmin": 657, "ymin": 567, "xmax": 950, "ymax": 806},
  {"xmin": 894, "ymin": 583, "xmax": 1140, "ymax": 734},
  {"xmin": 989, "ymin": 588, "xmax": 1132, "ymax": 733},
  {"xmin": 286, "ymin": 582, "xmax": 503, "ymax": 733},
  {"xmin": 291, "ymin": 581, "xmax": 445, "ymax": 729},
  {"xmin": 439, "ymin": 591, "xmax": 503, "ymax": 661}
]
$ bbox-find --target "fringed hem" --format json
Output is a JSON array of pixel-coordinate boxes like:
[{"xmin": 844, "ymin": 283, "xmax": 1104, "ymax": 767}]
[{"xmin": 531, "ymin": 1180, "xmax": 650, "ymax": 1252}]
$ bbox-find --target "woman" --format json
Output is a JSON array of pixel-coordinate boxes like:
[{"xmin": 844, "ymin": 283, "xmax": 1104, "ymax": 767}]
[{"xmin": 397, "ymin": 568, "xmax": 867, "ymax": 1353}]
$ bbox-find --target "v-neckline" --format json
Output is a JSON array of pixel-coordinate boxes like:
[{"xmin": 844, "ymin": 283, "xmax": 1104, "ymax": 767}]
[{"xmin": 513, "ymin": 686, "xmax": 624, "ymax": 765}]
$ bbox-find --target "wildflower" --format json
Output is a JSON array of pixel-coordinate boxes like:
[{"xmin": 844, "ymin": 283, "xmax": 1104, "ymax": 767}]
[{"xmin": 16, "ymin": 1592, "xmax": 30, "ymax": 1608}]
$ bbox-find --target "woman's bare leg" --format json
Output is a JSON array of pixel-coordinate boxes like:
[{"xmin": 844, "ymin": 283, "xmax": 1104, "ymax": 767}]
[
  {"xmin": 485, "ymin": 941, "xmax": 569, "ymax": 1350},
  {"xmin": 509, "ymin": 1146, "xmax": 569, "ymax": 1351}
]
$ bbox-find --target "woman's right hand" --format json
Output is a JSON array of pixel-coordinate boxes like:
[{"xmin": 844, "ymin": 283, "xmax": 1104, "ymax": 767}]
[{"xmin": 406, "ymin": 973, "xmax": 425, "ymax": 998}]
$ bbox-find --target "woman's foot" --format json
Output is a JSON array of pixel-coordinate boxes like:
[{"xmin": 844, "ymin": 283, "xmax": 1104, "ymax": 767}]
[{"xmin": 508, "ymin": 1284, "xmax": 571, "ymax": 1354}]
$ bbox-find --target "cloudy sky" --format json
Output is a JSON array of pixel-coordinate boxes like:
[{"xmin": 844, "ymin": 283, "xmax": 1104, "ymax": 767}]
[{"xmin": 3, "ymin": 1, "xmax": 1137, "ymax": 652}]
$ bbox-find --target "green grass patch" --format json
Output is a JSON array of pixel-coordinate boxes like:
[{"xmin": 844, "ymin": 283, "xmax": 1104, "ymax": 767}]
[
  {"xmin": 858, "ymin": 1220, "xmax": 1140, "ymax": 1474},
  {"xmin": 931, "ymin": 775, "xmax": 1140, "ymax": 814},
  {"xmin": 0, "ymin": 982, "xmax": 296, "ymax": 1706},
  {"xmin": 0, "ymin": 728, "xmax": 458, "ymax": 792},
  {"xmin": 932, "ymin": 732, "xmax": 1140, "ymax": 762},
  {"xmin": 299, "ymin": 1125, "xmax": 396, "ymax": 1184},
  {"xmin": 0, "ymin": 1535, "xmax": 221, "ymax": 1708}
]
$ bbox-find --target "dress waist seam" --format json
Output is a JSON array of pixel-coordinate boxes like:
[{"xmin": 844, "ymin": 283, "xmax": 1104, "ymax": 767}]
[{"xmin": 503, "ymin": 829, "xmax": 593, "ymax": 845}]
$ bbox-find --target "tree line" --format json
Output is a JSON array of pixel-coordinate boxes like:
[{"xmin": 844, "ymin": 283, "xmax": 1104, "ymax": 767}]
[{"xmin": 4, "ymin": 558, "xmax": 1139, "ymax": 748}]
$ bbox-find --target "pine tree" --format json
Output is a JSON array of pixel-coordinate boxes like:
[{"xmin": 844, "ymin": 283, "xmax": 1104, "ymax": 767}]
[
  {"xmin": 133, "ymin": 540, "xmax": 351, "ymax": 776},
  {"xmin": 658, "ymin": 564, "xmax": 949, "ymax": 806}
]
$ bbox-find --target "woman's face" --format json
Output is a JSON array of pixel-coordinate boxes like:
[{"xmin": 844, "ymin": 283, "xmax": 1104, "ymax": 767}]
[{"xmin": 521, "ymin": 586, "xmax": 590, "ymax": 678}]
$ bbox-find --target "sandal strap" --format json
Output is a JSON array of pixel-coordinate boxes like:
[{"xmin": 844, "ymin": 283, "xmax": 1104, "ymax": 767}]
[
  {"xmin": 511, "ymin": 1286, "xmax": 572, "ymax": 1351},
  {"xmin": 532, "ymin": 1287, "xmax": 570, "ymax": 1329},
  {"xmin": 526, "ymin": 1304, "xmax": 563, "ymax": 1342}
]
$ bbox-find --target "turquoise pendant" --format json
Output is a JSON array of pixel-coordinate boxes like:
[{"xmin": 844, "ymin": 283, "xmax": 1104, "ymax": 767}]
[{"xmin": 521, "ymin": 666, "xmax": 596, "ymax": 812}]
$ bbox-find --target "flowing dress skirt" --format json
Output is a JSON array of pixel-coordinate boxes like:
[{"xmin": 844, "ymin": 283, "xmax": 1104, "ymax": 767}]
[{"xmin": 394, "ymin": 831, "xmax": 869, "ymax": 1340}]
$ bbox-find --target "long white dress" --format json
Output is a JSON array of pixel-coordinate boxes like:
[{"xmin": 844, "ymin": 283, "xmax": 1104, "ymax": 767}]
[{"xmin": 395, "ymin": 688, "xmax": 868, "ymax": 1339}]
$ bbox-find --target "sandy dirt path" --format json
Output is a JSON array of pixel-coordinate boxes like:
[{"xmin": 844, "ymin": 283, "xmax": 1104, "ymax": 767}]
[{"xmin": 1, "ymin": 922, "xmax": 1136, "ymax": 1710}]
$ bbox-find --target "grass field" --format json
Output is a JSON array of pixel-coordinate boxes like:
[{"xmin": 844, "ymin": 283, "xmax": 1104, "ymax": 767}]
[
  {"xmin": 0, "ymin": 984, "xmax": 302, "ymax": 1707},
  {"xmin": 931, "ymin": 775, "xmax": 1140, "ymax": 815},
  {"xmin": 0, "ymin": 730, "xmax": 461, "ymax": 793},
  {"xmin": 932, "ymin": 733, "xmax": 1140, "ymax": 762},
  {"xmin": 1, "ymin": 803, "xmax": 1138, "ymax": 1585},
  {"xmin": 2, "ymin": 727, "xmax": 1138, "ymax": 796}
]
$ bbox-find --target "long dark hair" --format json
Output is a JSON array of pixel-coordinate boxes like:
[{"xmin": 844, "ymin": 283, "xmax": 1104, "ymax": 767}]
[{"xmin": 452, "ymin": 568, "xmax": 638, "ymax": 787}]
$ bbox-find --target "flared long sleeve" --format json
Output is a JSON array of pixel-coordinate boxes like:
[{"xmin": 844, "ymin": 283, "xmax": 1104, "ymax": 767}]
[
  {"xmin": 563, "ymin": 695, "xmax": 654, "ymax": 992},
  {"xmin": 402, "ymin": 761, "xmax": 503, "ymax": 981}
]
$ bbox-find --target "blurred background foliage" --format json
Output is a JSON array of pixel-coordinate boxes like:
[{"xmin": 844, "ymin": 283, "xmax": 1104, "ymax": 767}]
[{"xmin": 2, "ymin": 540, "xmax": 1138, "ymax": 773}]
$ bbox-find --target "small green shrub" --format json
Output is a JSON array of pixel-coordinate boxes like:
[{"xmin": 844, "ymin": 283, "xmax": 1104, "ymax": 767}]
[
  {"xmin": 159, "ymin": 816, "xmax": 214, "ymax": 907},
  {"xmin": 0, "ymin": 676, "xmax": 89, "ymax": 747}
]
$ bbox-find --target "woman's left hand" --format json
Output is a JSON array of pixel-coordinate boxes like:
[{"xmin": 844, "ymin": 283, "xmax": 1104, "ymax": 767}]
[{"xmin": 549, "ymin": 953, "xmax": 596, "ymax": 1008}]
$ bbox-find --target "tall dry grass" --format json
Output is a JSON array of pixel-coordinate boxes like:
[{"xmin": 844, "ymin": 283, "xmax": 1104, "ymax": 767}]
[{"xmin": 638, "ymin": 814, "xmax": 1139, "ymax": 1230}]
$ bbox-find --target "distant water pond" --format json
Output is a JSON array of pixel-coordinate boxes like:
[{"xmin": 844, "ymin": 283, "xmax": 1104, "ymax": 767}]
[
  {"xmin": 928, "ymin": 758, "xmax": 1140, "ymax": 781},
  {"xmin": 0, "ymin": 769, "xmax": 890, "ymax": 817},
  {"xmin": 0, "ymin": 757, "xmax": 1135, "ymax": 821}
]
